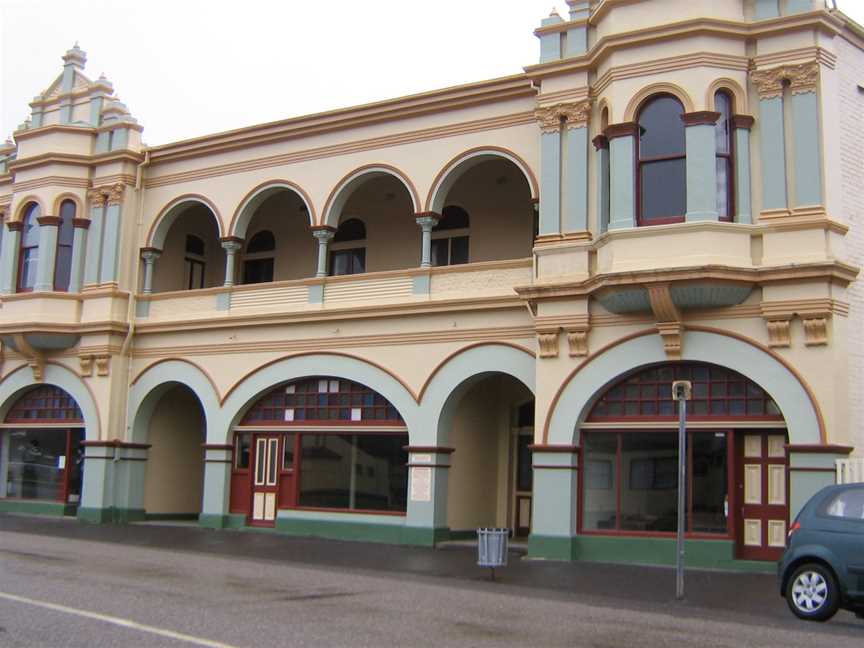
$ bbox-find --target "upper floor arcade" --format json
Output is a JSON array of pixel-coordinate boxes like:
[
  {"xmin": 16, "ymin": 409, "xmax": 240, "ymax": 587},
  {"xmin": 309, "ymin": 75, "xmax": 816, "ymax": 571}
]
[{"xmin": 0, "ymin": 0, "xmax": 859, "ymax": 338}]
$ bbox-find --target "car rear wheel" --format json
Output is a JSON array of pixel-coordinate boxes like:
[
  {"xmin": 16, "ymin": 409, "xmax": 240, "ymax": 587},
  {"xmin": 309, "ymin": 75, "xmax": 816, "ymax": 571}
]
[{"xmin": 786, "ymin": 564, "xmax": 840, "ymax": 622}]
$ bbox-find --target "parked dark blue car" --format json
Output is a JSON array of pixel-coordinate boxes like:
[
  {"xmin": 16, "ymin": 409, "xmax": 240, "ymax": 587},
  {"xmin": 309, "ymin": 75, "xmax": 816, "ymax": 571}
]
[{"xmin": 779, "ymin": 483, "xmax": 864, "ymax": 621}]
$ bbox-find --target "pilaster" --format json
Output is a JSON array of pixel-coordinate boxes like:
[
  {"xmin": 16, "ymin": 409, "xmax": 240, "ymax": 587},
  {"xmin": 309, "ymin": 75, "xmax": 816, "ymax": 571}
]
[
  {"xmin": 682, "ymin": 111, "xmax": 721, "ymax": 222},
  {"xmin": 404, "ymin": 446, "xmax": 453, "ymax": 546},
  {"xmin": 98, "ymin": 184, "xmax": 125, "ymax": 285},
  {"xmin": 0, "ymin": 221, "xmax": 22, "ymax": 294},
  {"xmin": 68, "ymin": 218, "xmax": 90, "ymax": 293},
  {"xmin": 83, "ymin": 189, "xmax": 105, "ymax": 287},
  {"xmin": 200, "ymin": 445, "xmax": 233, "ymax": 528},
  {"xmin": 34, "ymin": 216, "xmax": 61, "ymax": 292},
  {"xmin": 789, "ymin": 64, "xmax": 822, "ymax": 208},
  {"xmin": 536, "ymin": 106, "xmax": 562, "ymax": 237},
  {"xmin": 561, "ymin": 101, "xmax": 591, "ymax": 235},
  {"xmin": 732, "ymin": 116, "xmax": 754, "ymax": 224},
  {"xmin": 528, "ymin": 445, "xmax": 580, "ymax": 561},
  {"xmin": 593, "ymin": 135, "xmax": 610, "ymax": 234},
  {"xmin": 606, "ymin": 123, "xmax": 638, "ymax": 230},
  {"xmin": 751, "ymin": 69, "xmax": 788, "ymax": 214}
]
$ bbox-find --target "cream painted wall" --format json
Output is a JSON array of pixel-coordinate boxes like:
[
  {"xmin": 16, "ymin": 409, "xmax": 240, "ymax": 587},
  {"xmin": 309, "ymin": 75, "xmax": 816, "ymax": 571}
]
[
  {"xmin": 143, "ymin": 386, "xmax": 206, "ymax": 514},
  {"xmin": 242, "ymin": 191, "xmax": 316, "ymax": 282},
  {"xmin": 151, "ymin": 206, "xmax": 224, "ymax": 292},
  {"xmin": 447, "ymin": 375, "xmax": 533, "ymax": 531}
]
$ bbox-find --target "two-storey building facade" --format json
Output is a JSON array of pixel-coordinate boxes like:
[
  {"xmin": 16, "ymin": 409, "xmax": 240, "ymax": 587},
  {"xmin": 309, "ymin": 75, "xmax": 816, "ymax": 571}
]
[{"xmin": 1, "ymin": 0, "xmax": 862, "ymax": 568}]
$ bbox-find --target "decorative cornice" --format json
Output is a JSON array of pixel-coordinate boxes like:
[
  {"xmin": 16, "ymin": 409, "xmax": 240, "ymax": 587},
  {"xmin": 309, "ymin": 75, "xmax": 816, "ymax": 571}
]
[
  {"xmin": 535, "ymin": 105, "xmax": 563, "ymax": 134},
  {"xmin": 535, "ymin": 100, "xmax": 592, "ymax": 133},
  {"xmin": 36, "ymin": 216, "xmax": 61, "ymax": 226},
  {"xmin": 105, "ymin": 183, "xmax": 125, "ymax": 206},
  {"xmin": 681, "ymin": 111, "xmax": 721, "ymax": 126},
  {"xmin": 6, "ymin": 221, "xmax": 23, "ymax": 232},
  {"xmin": 751, "ymin": 60, "xmax": 820, "ymax": 99},
  {"xmin": 72, "ymin": 218, "xmax": 91, "ymax": 229},
  {"xmin": 604, "ymin": 122, "xmax": 639, "ymax": 139},
  {"xmin": 731, "ymin": 115, "xmax": 755, "ymax": 130},
  {"xmin": 87, "ymin": 188, "xmax": 105, "ymax": 206}
]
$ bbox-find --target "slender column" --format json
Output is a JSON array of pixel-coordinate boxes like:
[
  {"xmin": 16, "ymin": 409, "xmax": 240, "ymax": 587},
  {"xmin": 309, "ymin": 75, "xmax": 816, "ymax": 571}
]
[
  {"xmin": 560, "ymin": 101, "xmax": 591, "ymax": 234},
  {"xmin": 415, "ymin": 213, "xmax": 440, "ymax": 268},
  {"xmin": 83, "ymin": 189, "xmax": 105, "ymax": 286},
  {"xmin": 220, "ymin": 237, "xmax": 243, "ymax": 287},
  {"xmin": 139, "ymin": 248, "xmax": 161, "ymax": 294},
  {"xmin": 34, "ymin": 215, "xmax": 61, "ymax": 291},
  {"xmin": 0, "ymin": 222, "xmax": 23, "ymax": 294},
  {"xmin": 789, "ymin": 63, "xmax": 822, "ymax": 207},
  {"xmin": 606, "ymin": 123, "xmax": 638, "ymax": 230},
  {"xmin": 536, "ymin": 106, "xmax": 562, "ymax": 236},
  {"xmin": 732, "ymin": 116, "xmax": 754, "ymax": 224},
  {"xmin": 751, "ymin": 69, "xmax": 788, "ymax": 212},
  {"xmin": 68, "ymin": 218, "xmax": 90, "ymax": 292},
  {"xmin": 98, "ymin": 184, "xmax": 125, "ymax": 285},
  {"xmin": 593, "ymin": 135, "xmax": 610, "ymax": 234},
  {"xmin": 311, "ymin": 226, "xmax": 335, "ymax": 278},
  {"xmin": 682, "ymin": 111, "xmax": 721, "ymax": 222}
]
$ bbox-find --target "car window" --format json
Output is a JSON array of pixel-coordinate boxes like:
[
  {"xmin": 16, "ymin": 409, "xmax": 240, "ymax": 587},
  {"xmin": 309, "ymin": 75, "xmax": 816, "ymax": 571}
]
[{"xmin": 820, "ymin": 488, "xmax": 864, "ymax": 520}]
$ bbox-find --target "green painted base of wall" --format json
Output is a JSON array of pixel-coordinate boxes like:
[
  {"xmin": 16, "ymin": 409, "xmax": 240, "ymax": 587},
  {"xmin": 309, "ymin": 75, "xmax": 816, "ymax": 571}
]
[
  {"xmin": 77, "ymin": 507, "xmax": 146, "ymax": 524},
  {"xmin": 145, "ymin": 513, "xmax": 199, "ymax": 521},
  {"xmin": 275, "ymin": 517, "xmax": 407, "ymax": 544},
  {"xmin": 447, "ymin": 529, "xmax": 479, "ymax": 541},
  {"xmin": 402, "ymin": 526, "xmax": 450, "ymax": 547},
  {"xmin": 528, "ymin": 535, "xmax": 776, "ymax": 573},
  {"xmin": 0, "ymin": 500, "xmax": 76, "ymax": 516},
  {"xmin": 198, "ymin": 513, "xmax": 246, "ymax": 530}
]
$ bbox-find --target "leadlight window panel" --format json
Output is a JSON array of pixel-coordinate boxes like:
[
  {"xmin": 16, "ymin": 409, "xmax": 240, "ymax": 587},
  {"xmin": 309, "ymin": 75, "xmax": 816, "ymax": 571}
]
[
  {"xmin": 5, "ymin": 385, "xmax": 84, "ymax": 423},
  {"xmin": 588, "ymin": 362, "xmax": 781, "ymax": 420},
  {"xmin": 241, "ymin": 377, "xmax": 404, "ymax": 425}
]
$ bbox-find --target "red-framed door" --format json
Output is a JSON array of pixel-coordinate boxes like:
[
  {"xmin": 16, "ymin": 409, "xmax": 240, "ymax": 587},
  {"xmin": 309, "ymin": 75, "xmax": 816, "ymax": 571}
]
[
  {"xmin": 249, "ymin": 434, "xmax": 280, "ymax": 527},
  {"xmin": 735, "ymin": 431, "xmax": 788, "ymax": 560}
]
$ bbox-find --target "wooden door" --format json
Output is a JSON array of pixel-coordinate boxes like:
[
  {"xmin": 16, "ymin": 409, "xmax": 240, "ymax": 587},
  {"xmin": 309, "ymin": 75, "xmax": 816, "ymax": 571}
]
[
  {"xmin": 250, "ymin": 435, "xmax": 280, "ymax": 527},
  {"xmin": 736, "ymin": 432, "xmax": 788, "ymax": 560}
]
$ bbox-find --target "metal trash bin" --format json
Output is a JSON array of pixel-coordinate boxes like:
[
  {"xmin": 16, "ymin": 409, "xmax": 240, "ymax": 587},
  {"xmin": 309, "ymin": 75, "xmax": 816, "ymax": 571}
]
[{"xmin": 477, "ymin": 528, "xmax": 509, "ymax": 580}]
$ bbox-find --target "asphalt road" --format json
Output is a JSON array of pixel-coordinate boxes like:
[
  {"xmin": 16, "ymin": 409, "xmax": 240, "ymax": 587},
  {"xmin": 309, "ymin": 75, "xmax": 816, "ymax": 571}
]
[{"xmin": 0, "ymin": 516, "xmax": 861, "ymax": 647}]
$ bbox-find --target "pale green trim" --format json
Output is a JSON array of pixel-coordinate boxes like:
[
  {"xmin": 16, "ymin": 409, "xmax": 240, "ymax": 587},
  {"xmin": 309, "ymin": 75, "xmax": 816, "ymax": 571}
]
[
  {"xmin": 68, "ymin": 227, "xmax": 88, "ymax": 292},
  {"xmin": 734, "ymin": 127, "xmax": 752, "ymax": 224},
  {"xmin": 83, "ymin": 204, "xmax": 105, "ymax": 286},
  {"xmin": 34, "ymin": 222, "xmax": 59, "ymax": 292},
  {"xmin": 758, "ymin": 96, "xmax": 788, "ymax": 210},
  {"xmin": 596, "ymin": 147, "xmax": 610, "ymax": 233},
  {"xmin": 539, "ymin": 131, "xmax": 562, "ymax": 235},
  {"xmin": 790, "ymin": 91, "xmax": 822, "ymax": 207},
  {"xmin": 0, "ymin": 228, "xmax": 20, "ymax": 294},
  {"xmin": 685, "ymin": 123, "xmax": 719, "ymax": 221},
  {"xmin": 563, "ymin": 127, "xmax": 588, "ymax": 232},
  {"xmin": 754, "ymin": 0, "xmax": 779, "ymax": 19},
  {"xmin": 98, "ymin": 203, "xmax": 122, "ymax": 284},
  {"xmin": 609, "ymin": 135, "xmax": 635, "ymax": 229}
]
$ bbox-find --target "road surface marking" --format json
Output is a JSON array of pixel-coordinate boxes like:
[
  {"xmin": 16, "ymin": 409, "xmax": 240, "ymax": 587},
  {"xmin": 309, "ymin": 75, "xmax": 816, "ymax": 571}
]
[{"xmin": 0, "ymin": 591, "xmax": 240, "ymax": 648}]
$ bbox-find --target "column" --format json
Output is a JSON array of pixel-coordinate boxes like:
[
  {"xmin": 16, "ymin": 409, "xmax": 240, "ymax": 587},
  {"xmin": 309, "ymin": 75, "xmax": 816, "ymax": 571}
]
[
  {"xmin": 682, "ymin": 111, "xmax": 721, "ymax": 222},
  {"xmin": 536, "ymin": 106, "xmax": 562, "ymax": 237},
  {"xmin": 312, "ymin": 226, "xmax": 335, "ymax": 278},
  {"xmin": 561, "ymin": 101, "xmax": 591, "ymax": 234},
  {"xmin": 0, "ymin": 221, "xmax": 22, "ymax": 294},
  {"xmin": 415, "ymin": 213, "xmax": 440, "ymax": 268},
  {"xmin": 527, "ymin": 445, "xmax": 580, "ymax": 561},
  {"xmin": 83, "ymin": 189, "xmax": 105, "ymax": 286},
  {"xmin": 789, "ymin": 62, "xmax": 822, "ymax": 208},
  {"xmin": 606, "ymin": 123, "xmax": 638, "ymax": 230},
  {"xmin": 139, "ymin": 248, "xmax": 161, "ymax": 294},
  {"xmin": 78, "ymin": 441, "xmax": 116, "ymax": 524},
  {"xmin": 220, "ymin": 237, "xmax": 243, "ymax": 287},
  {"xmin": 98, "ymin": 184, "xmax": 125, "ymax": 285},
  {"xmin": 593, "ymin": 135, "xmax": 610, "ymax": 234},
  {"xmin": 200, "ymin": 445, "xmax": 234, "ymax": 528},
  {"xmin": 750, "ymin": 68, "xmax": 788, "ymax": 212},
  {"xmin": 67, "ymin": 218, "xmax": 90, "ymax": 292},
  {"xmin": 403, "ymin": 447, "xmax": 453, "ymax": 546},
  {"xmin": 733, "ymin": 116, "xmax": 754, "ymax": 224},
  {"xmin": 34, "ymin": 215, "xmax": 61, "ymax": 291}
]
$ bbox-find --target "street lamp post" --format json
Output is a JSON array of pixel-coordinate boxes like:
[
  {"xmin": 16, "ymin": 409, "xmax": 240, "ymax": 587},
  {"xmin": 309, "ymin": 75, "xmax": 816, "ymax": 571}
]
[{"xmin": 672, "ymin": 379, "xmax": 692, "ymax": 601}]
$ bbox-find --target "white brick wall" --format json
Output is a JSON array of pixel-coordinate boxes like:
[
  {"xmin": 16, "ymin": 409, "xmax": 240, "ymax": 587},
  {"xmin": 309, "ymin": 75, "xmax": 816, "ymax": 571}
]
[{"xmin": 836, "ymin": 36, "xmax": 864, "ymax": 454}]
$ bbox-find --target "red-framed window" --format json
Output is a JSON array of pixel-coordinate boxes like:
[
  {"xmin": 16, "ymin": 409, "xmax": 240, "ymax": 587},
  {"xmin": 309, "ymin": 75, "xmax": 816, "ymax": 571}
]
[
  {"xmin": 5, "ymin": 385, "xmax": 84, "ymax": 423},
  {"xmin": 636, "ymin": 94, "xmax": 686, "ymax": 226},
  {"xmin": 241, "ymin": 377, "xmax": 404, "ymax": 425},
  {"xmin": 16, "ymin": 202, "xmax": 41, "ymax": 292},
  {"xmin": 587, "ymin": 362, "xmax": 782, "ymax": 421},
  {"xmin": 715, "ymin": 90, "xmax": 735, "ymax": 222},
  {"xmin": 54, "ymin": 200, "xmax": 76, "ymax": 291}
]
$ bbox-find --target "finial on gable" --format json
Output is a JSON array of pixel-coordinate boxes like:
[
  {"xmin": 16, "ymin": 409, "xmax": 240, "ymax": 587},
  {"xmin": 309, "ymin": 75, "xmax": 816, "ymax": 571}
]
[{"xmin": 62, "ymin": 43, "xmax": 86, "ymax": 70}]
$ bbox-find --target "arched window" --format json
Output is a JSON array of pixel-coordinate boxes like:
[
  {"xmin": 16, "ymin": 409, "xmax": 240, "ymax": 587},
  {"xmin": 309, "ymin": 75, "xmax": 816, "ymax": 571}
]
[
  {"xmin": 243, "ymin": 230, "xmax": 275, "ymax": 284},
  {"xmin": 330, "ymin": 218, "xmax": 366, "ymax": 276},
  {"xmin": 637, "ymin": 95, "xmax": 686, "ymax": 225},
  {"xmin": 715, "ymin": 91, "xmax": 734, "ymax": 222},
  {"xmin": 54, "ymin": 200, "xmax": 76, "ymax": 291},
  {"xmin": 17, "ymin": 202, "xmax": 41, "ymax": 292},
  {"xmin": 431, "ymin": 205, "xmax": 469, "ymax": 266},
  {"xmin": 2, "ymin": 385, "xmax": 85, "ymax": 505},
  {"xmin": 184, "ymin": 234, "xmax": 205, "ymax": 290}
]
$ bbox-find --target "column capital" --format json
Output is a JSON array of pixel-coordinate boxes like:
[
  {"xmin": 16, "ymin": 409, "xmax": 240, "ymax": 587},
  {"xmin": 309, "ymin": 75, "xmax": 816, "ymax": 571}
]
[
  {"xmin": 415, "ymin": 212, "xmax": 440, "ymax": 230},
  {"xmin": 559, "ymin": 100, "xmax": 592, "ymax": 130},
  {"xmin": 87, "ymin": 187, "xmax": 106, "ymax": 206},
  {"xmin": 535, "ymin": 105, "xmax": 563, "ymax": 134},
  {"xmin": 72, "ymin": 218, "xmax": 91, "ymax": 229},
  {"xmin": 681, "ymin": 111, "xmax": 721, "ymax": 126},
  {"xmin": 311, "ymin": 226, "xmax": 336, "ymax": 241},
  {"xmin": 731, "ymin": 115, "xmax": 755, "ymax": 130},
  {"xmin": 140, "ymin": 247, "xmax": 162, "ymax": 261},
  {"xmin": 604, "ymin": 122, "xmax": 639, "ymax": 139},
  {"xmin": 6, "ymin": 220, "xmax": 23, "ymax": 232},
  {"xmin": 220, "ymin": 236, "xmax": 243, "ymax": 252},
  {"xmin": 36, "ymin": 215, "xmax": 62, "ymax": 226},
  {"xmin": 592, "ymin": 134, "xmax": 609, "ymax": 151},
  {"xmin": 751, "ymin": 61, "xmax": 820, "ymax": 99},
  {"xmin": 105, "ymin": 183, "xmax": 125, "ymax": 206}
]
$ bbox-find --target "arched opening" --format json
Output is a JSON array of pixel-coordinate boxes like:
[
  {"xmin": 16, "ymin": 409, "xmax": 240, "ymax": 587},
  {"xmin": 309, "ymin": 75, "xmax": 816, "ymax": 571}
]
[
  {"xmin": 0, "ymin": 385, "xmax": 85, "ymax": 511},
  {"xmin": 330, "ymin": 172, "xmax": 418, "ymax": 274},
  {"xmin": 442, "ymin": 373, "xmax": 534, "ymax": 538},
  {"xmin": 17, "ymin": 202, "xmax": 40, "ymax": 292},
  {"xmin": 637, "ymin": 94, "xmax": 686, "ymax": 225},
  {"xmin": 238, "ymin": 188, "xmax": 314, "ymax": 284},
  {"xmin": 142, "ymin": 384, "xmax": 206, "ymax": 518},
  {"xmin": 230, "ymin": 376, "xmax": 409, "ymax": 527},
  {"xmin": 580, "ymin": 361, "xmax": 789, "ymax": 561},
  {"xmin": 151, "ymin": 203, "xmax": 224, "ymax": 292},
  {"xmin": 432, "ymin": 156, "xmax": 533, "ymax": 263},
  {"xmin": 54, "ymin": 199, "xmax": 76, "ymax": 291}
]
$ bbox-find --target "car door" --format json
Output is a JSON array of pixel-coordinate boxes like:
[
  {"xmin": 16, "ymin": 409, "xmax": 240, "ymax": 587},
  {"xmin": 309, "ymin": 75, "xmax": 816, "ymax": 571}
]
[{"xmin": 817, "ymin": 486, "xmax": 864, "ymax": 599}]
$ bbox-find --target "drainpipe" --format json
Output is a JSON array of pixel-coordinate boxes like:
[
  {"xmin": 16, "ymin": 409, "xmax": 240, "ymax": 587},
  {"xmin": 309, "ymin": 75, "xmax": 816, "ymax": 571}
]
[{"xmin": 120, "ymin": 149, "xmax": 150, "ymax": 358}]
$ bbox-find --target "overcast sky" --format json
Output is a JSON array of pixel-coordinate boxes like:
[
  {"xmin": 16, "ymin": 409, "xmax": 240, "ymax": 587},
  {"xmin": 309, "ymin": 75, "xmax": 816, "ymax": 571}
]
[{"xmin": 2, "ymin": 1, "xmax": 862, "ymax": 147}]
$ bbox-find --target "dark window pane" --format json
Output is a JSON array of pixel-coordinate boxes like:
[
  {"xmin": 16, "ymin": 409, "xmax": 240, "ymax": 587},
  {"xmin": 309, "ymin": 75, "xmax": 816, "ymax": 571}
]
[
  {"xmin": 334, "ymin": 218, "xmax": 366, "ymax": 242},
  {"xmin": 58, "ymin": 200, "xmax": 76, "ymax": 245},
  {"xmin": 691, "ymin": 432, "xmax": 728, "ymax": 533},
  {"xmin": 20, "ymin": 248, "xmax": 39, "ymax": 290},
  {"xmin": 185, "ymin": 234, "xmax": 205, "ymax": 256},
  {"xmin": 582, "ymin": 433, "xmax": 618, "ymax": 531},
  {"xmin": 246, "ymin": 230, "xmax": 275, "ymax": 253},
  {"xmin": 516, "ymin": 435, "xmax": 533, "ymax": 492},
  {"xmin": 434, "ymin": 206, "xmax": 470, "ymax": 230},
  {"xmin": 4, "ymin": 428, "xmax": 72, "ymax": 501},
  {"xmin": 282, "ymin": 433, "xmax": 295, "ymax": 470},
  {"xmin": 331, "ymin": 250, "xmax": 350, "ymax": 276},
  {"xmin": 638, "ymin": 96, "xmax": 685, "ymax": 158},
  {"xmin": 714, "ymin": 92, "xmax": 731, "ymax": 154},
  {"xmin": 54, "ymin": 244, "xmax": 73, "ymax": 291},
  {"xmin": 622, "ymin": 432, "xmax": 678, "ymax": 532},
  {"xmin": 716, "ymin": 158, "xmax": 730, "ymax": 220},
  {"xmin": 352, "ymin": 248, "xmax": 366, "ymax": 274},
  {"xmin": 235, "ymin": 433, "xmax": 251, "ymax": 469},
  {"xmin": 430, "ymin": 239, "xmax": 448, "ymax": 267},
  {"xmin": 21, "ymin": 203, "xmax": 41, "ymax": 247},
  {"xmin": 641, "ymin": 159, "xmax": 686, "ymax": 221},
  {"xmin": 243, "ymin": 257, "xmax": 274, "ymax": 284},
  {"xmin": 450, "ymin": 236, "xmax": 469, "ymax": 264}
]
